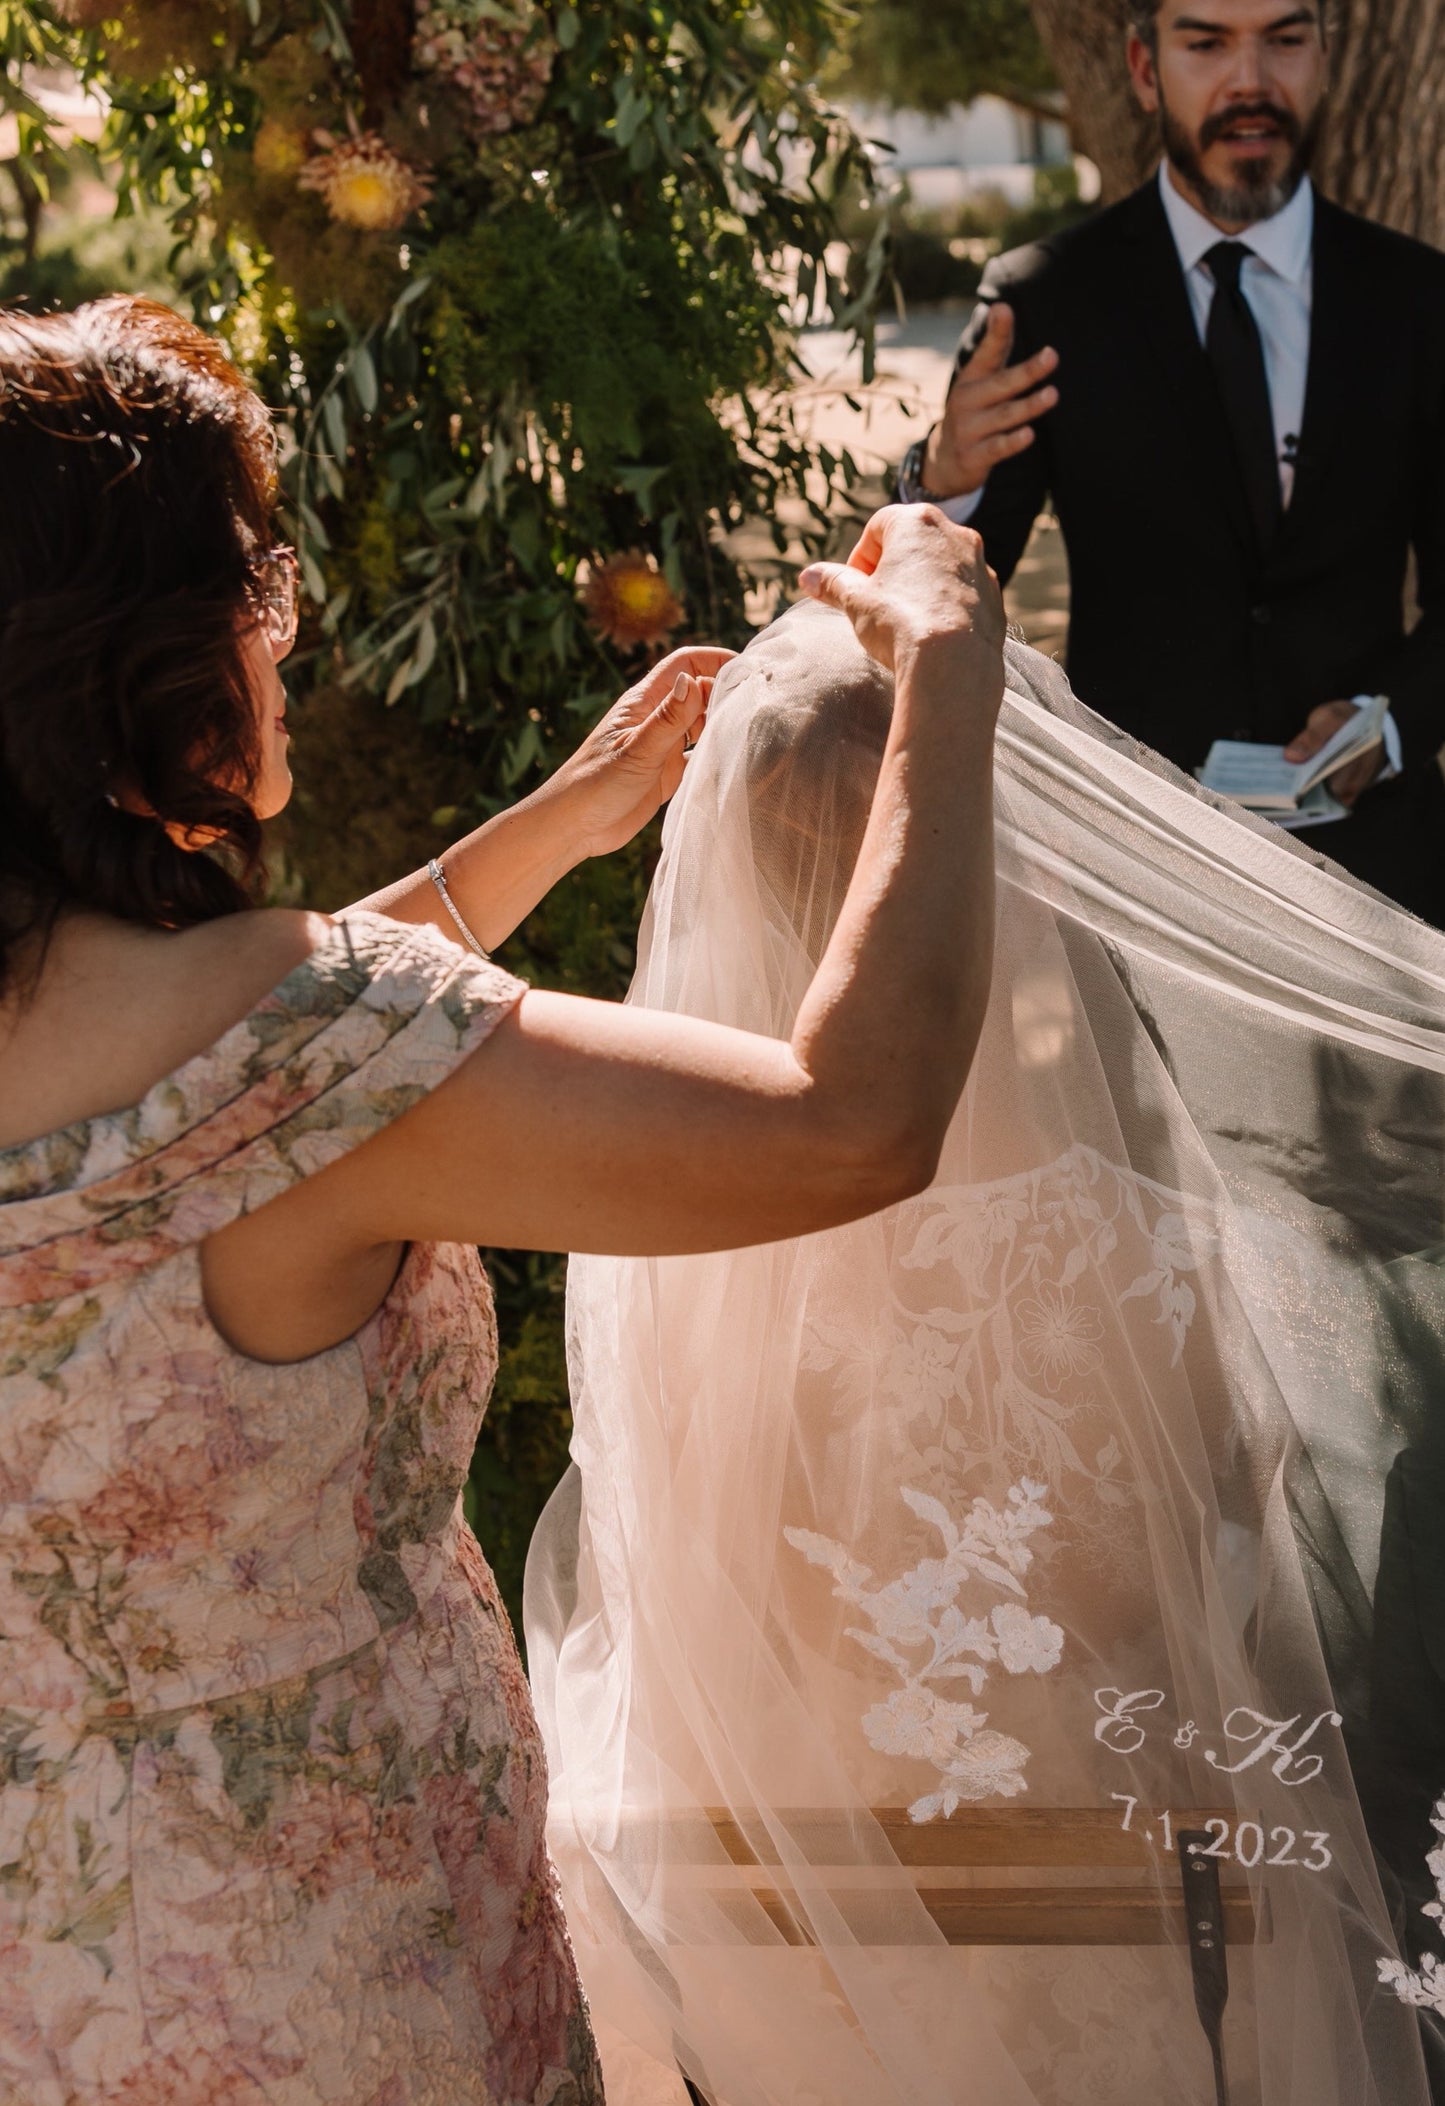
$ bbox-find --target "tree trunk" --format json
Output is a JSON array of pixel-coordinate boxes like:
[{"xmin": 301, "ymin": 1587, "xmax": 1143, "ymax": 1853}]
[
  {"xmin": 1027, "ymin": 0, "xmax": 1445, "ymax": 247},
  {"xmin": 1315, "ymin": 0, "xmax": 1445, "ymax": 247},
  {"xmin": 7, "ymin": 161, "xmax": 43, "ymax": 269},
  {"xmin": 1026, "ymin": 0, "xmax": 1156, "ymax": 203}
]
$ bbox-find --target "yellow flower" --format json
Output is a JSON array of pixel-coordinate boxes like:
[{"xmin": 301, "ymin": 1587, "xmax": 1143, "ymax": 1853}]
[
  {"xmin": 581, "ymin": 551, "xmax": 684, "ymax": 652},
  {"xmin": 298, "ymin": 131, "xmax": 433, "ymax": 233},
  {"xmin": 252, "ymin": 119, "xmax": 309, "ymax": 181}
]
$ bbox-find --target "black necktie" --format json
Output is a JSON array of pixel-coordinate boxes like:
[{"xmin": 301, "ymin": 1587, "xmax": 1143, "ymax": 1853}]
[{"xmin": 1203, "ymin": 240, "xmax": 1281, "ymax": 555}]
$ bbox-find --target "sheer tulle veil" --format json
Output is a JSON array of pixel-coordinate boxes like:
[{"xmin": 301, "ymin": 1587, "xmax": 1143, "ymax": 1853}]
[{"xmin": 525, "ymin": 602, "xmax": 1445, "ymax": 2105}]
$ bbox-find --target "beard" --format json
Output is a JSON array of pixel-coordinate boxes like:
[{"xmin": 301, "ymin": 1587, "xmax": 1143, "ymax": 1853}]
[{"xmin": 1160, "ymin": 93, "xmax": 1322, "ymax": 226}]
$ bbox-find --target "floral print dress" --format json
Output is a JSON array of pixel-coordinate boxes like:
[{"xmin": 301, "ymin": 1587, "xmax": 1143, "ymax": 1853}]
[{"xmin": 0, "ymin": 914, "xmax": 603, "ymax": 2106}]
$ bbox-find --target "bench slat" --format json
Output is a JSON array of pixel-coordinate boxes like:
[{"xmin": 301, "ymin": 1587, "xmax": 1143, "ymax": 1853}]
[
  {"xmin": 704, "ymin": 1882, "xmax": 1256, "ymax": 1949},
  {"xmin": 683, "ymin": 1807, "xmax": 1239, "ymax": 1870}
]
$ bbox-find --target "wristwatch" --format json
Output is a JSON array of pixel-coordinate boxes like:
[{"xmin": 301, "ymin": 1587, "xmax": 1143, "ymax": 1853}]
[{"xmin": 898, "ymin": 433, "xmax": 952, "ymax": 506}]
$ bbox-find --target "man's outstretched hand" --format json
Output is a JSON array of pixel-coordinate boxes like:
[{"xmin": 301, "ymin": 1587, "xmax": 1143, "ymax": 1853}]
[
  {"xmin": 1283, "ymin": 700, "xmax": 1387, "ymax": 809},
  {"xmin": 921, "ymin": 303, "xmax": 1059, "ymax": 502}
]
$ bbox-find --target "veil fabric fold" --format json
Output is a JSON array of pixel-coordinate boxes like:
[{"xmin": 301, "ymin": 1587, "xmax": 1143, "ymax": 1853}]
[{"xmin": 525, "ymin": 603, "xmax": 1445, "ymax": 2105}]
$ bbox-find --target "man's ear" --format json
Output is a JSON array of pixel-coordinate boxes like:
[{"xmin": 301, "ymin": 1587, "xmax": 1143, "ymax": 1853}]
[{"xmin": 1126, "ymin": 29, "xmax": 1162, "ymax": 113}]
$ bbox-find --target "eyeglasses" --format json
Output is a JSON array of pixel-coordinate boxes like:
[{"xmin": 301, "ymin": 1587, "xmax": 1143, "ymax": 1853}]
[{"xmin": 249, "ymin": 545, "xmax": 300, "ymax": 653}]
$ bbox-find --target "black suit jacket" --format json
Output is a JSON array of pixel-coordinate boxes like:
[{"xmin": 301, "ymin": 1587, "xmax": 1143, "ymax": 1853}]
[{"xmin": 932, "ymin": 180, "xmax": 1445, "ymax": 781}]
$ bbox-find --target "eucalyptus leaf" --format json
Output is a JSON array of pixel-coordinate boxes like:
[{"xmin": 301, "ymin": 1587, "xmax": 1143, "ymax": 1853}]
[
  {"xmin": 299, "ymin": 548, "xmax": 328, "ymax": 606},
  {"xmin": 322, "ymin": 391, "xmax": 347, "ymax": 460},
  {"xmin": 348, "ymin": 345, "xmax": 378, "ymax": 415},
  {"xmin": 298, "ymin": 501, "xmax": 331, "ymax": 553},
  {"xmin": 421, "ymin": 477, "xmax": 467, "ymax": 517},
  {"xmin": 384, "ymin": 655, "xmax": 416, "ymax": 707},
  {"xmin": 386, "ymin": 274, "xmax": 434, "ymax": 333}
]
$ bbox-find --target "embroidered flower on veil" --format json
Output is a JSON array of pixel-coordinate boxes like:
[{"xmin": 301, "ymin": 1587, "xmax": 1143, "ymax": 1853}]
[
  {"xmin": 863, "ymin": 1687, "xmax": 986, "ymax": 1765},
  {"xmin": 991, "ymin": 1599, "xmax": 1065, "ymax": 1675},
  {"xmin": 1017, "ymin": 1281, "xmax": 1104, "ymax": 1387},
  {"xmin": 1378, "ymin": 1792, "xmax": 1445, "ymax": 2015},
  {"xmin": 785, "ymin": 1480, "xmax": 1064, "ymax": 1821}
]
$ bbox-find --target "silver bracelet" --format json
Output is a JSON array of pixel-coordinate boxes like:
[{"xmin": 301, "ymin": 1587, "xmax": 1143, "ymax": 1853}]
[{"xmin": 427, "ymin": 857, "xmax": 490, "ymax": 960}]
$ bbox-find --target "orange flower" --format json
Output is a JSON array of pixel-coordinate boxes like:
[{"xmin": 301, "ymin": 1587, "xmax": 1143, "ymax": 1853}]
[
  {"xmin": 298, "ymin": 130, "xmax": 433, "ymax": 232},
  {"xmin": 581, "ymin": 551, "xmax": 684, "ymax": 652}
]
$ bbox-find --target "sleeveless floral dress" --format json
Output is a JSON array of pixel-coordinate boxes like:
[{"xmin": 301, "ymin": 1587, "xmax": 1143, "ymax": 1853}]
[{"xmin": 0, "ymin": 913, "xmax": 603, "ymax": 2106}]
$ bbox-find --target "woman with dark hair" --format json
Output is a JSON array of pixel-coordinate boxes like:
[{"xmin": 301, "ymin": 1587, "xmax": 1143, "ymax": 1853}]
[{"xmin": 0, "ymin": 296, "xmax": 1005, "ymax": 2102}]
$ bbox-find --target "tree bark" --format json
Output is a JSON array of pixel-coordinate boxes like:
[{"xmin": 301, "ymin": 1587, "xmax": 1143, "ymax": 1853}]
[
  {"xmin": 8, "ymin": 162, "xmax": 43, "ymax": 269},
  {"xmin": 1314, "ymin": 0, "xmax": 1445, "ymax": 247},
  {"xmin": 1026, "ymin": 0, "xmax": 1157, "ymax": 203},
  {"xmin": 1027, "ymin": 0, "xmax": 1445, "ymax": 247}
]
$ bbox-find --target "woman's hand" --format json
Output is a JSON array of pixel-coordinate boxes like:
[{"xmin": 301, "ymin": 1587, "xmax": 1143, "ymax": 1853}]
[
  {"xmin": 351, "ymin": 643, "xmax": 734, "ymax": 955},
  {"xmin": 555, "ymin": 645, "xmax": 736, "ymax": 859},
  {"xmin": 798, "ymin": 504, "xmax": 1005, "ymax": 681}
]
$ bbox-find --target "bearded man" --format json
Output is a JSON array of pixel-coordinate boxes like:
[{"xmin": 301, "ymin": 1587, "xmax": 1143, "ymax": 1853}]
[{"xmin": 898, "ymin": 0, "xmax": 1445, "ymax": 924}]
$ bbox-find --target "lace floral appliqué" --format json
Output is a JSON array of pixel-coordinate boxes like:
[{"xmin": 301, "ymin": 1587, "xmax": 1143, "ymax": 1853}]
[
  {"xmin": 1378, "ymin": 1792, "xmax": 1445, "ymax": 2015},
  {"xmin": 785, "ymin": 1479, "xmax": 1063, "ymax": 1822}
]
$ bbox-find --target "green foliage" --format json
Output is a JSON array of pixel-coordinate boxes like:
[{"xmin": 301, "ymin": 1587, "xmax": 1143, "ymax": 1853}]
[
  {"xmin": 839, "ymin": 0, "xmax": 1057, "ymax": 120},
  {"xmin": 6, "ymin": 0, "xmax": 881, "ymax": 787},
  {"xmin": 463, "ymin": 1254, "xmax": 573, "ymax": 1630},
  {"xmin": 843, "ymin": 163, "xmax": 1094, "ymax": 317},
  {"xmin": 3, "ymin": 0, "xmax": 877, "ymax": 1644}
]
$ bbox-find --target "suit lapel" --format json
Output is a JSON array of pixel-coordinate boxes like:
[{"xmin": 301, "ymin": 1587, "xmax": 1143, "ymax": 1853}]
[
  {"xmin": 1278, "ymin": 197, "xmax": 1362, "ymax": 560},
  {"xmin": 1116, "ymin": 183, "xmax": 1257, "ymax": 562}
]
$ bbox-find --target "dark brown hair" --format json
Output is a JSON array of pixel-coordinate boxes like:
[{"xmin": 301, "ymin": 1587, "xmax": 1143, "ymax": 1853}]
[{"xmin": 0, "ymin": 296, "xmax": 279, "ymax": 1000}]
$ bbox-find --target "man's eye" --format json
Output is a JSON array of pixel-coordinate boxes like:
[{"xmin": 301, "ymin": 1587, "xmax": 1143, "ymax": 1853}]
[{"xmin": 1186, "ymin": 37, "xmax": 1223, "ymax": 51}]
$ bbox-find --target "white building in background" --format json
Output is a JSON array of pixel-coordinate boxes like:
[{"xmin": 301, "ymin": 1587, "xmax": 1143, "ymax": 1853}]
[{"xmin": 847, "ymin": 95, "xmax": 1098, "ymax": 210}]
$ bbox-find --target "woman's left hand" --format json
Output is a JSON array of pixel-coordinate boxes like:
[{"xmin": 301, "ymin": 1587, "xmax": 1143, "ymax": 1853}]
[{"xmin": 556, "ymin": 645, "xmax": 736, "ymax": 858}]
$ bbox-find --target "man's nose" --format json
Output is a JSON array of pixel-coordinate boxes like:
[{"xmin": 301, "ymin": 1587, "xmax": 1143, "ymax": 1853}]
[{"xmin": 1222, "ymin": 36, "xmax": 1271, "ymax": 99}]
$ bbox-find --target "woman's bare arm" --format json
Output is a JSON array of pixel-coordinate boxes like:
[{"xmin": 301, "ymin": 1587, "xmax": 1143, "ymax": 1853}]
[{"xmin": 203, "ymin": 509, "xmax": 1003, "ymax": 1360}]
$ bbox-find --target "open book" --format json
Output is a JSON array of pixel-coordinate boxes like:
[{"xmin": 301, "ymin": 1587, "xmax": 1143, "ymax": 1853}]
[{"xmin": 1195, "ymin": 695, "xmax": 1388, "ymax": 829}]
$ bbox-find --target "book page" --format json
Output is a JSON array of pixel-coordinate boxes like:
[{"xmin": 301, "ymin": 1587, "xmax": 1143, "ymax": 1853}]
[
  {"xmin": 1196, "ymin": 698, "xmax": 1387, "ymax": 809},
  {"xmin": 1195, "ymin": 741, "xmax": 1304, "ymax": 808}
]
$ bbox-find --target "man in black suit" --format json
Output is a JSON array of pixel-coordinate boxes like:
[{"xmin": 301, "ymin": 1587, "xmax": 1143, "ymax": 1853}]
[{"xmin": 897, "ymin": 0, "xmax": 1445, "ymax": 924}]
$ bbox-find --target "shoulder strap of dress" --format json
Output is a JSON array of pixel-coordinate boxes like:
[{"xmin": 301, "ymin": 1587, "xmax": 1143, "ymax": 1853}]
[{"xmin": 0, "ymin": 914, "xmax": 524, "ymax": 1300}]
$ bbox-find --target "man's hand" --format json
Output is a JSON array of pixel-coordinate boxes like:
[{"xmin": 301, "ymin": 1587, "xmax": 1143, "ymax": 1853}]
[
  {"xmin": 1283, "ymin": 700, "xmax": 1386, "ymax": 808},
  {"xmin": 921, "ymin": 303, "xmax": 1059, "ymax": 502}
]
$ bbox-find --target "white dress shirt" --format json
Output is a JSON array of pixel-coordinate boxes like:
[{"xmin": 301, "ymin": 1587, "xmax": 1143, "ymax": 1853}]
[
  {"xmin": 928, "ymin": 163, "xmax": 1400, "ymax": 772},
  {"xmin": 1157, "ymin": 160, "xmax": 1312, "ymax": 507}
]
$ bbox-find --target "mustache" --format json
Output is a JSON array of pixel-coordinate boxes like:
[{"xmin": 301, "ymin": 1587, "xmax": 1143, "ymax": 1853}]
[{"xmin": 1200, "ymin": 101, "xmax": 1302, "ymax": 152}]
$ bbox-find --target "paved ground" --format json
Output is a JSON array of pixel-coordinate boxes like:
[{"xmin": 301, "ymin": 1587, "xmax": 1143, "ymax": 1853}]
[{"xmin": 729, "ymin": 303, "xmax": 1071, "ymax": 660}]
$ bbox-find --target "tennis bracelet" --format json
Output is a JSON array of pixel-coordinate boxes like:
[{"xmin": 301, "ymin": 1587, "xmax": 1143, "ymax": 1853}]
[{"xmin": 427, "ymin": 856, "xmax": 491, "ymax": 960}]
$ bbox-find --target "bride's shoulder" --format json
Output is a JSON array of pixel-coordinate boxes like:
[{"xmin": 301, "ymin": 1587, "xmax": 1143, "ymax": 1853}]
[{"xmin": 0, "ymin": 907, "xmax": 335, "ymax": 1150}]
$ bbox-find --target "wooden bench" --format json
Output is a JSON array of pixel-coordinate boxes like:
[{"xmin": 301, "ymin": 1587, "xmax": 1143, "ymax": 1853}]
[{"xmin": 657, "ymin": 1806, "xmax": 1250, "ymax": 2106}]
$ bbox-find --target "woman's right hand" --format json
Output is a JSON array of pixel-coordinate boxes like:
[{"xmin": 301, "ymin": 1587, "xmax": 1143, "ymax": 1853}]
[{"xmin": 797, "ymin": 504, "xmax": 1006, "ymax": 682}]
